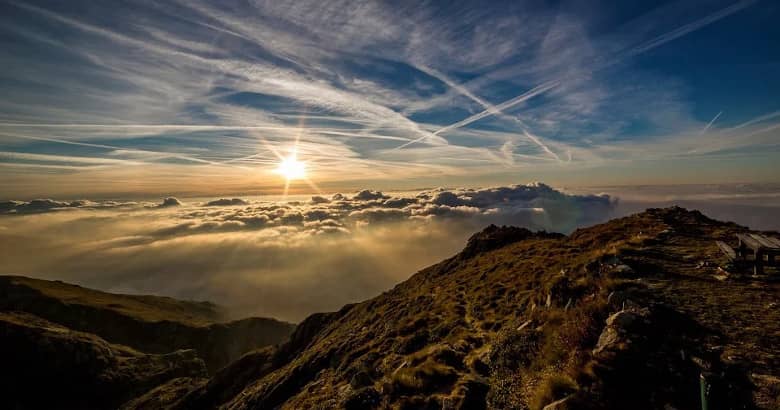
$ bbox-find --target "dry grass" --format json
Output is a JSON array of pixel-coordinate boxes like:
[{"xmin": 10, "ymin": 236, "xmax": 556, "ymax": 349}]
[
  {"xmin": 3, "ymin": 275, "xmax": 221, "ymax": 325},
  {"xmin": 529, "ymin": 374, "xmax": 578, "ymax": 410},
  {"xmin": 391, "ymin": 360, "xmax": 458, "ymax": 393}
]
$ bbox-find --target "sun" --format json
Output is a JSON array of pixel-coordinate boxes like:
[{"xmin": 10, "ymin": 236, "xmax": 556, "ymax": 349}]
[{"xmin": 275, "ymin": 154, "xmax": 306, "ymax": 180}]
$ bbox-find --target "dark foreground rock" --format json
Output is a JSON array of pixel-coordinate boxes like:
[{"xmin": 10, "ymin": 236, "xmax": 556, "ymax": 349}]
[
  {"xmin": 0, "ymin": 275, "xmax": 295, "ymax": 372},
  {"xmin": 0, "ymin": 311, "xmax": 207, "ymax": 410}
]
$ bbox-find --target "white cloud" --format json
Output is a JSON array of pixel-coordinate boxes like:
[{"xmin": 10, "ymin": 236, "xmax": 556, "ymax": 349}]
[{"xmin": 0, "ymin": 183, "xmax": 616, "ymax": 321}]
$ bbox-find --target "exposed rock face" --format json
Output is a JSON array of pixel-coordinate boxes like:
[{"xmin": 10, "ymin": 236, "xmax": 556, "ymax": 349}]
[
  {"xmin": 592, "ymin": 307, "xmax": 651, "ymax": 357},
  {"xmin": 0, "ymin": 312, "xmax": 207, "ymax": 410},
  {"xmin": 459, "ymin": 224, "xmax": 563, "ymax": 259}
]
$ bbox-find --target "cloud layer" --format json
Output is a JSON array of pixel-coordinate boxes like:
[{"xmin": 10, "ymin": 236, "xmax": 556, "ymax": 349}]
[{"xmin": 0, "ymin": 183, "xmax": 615, "ymax": 321}]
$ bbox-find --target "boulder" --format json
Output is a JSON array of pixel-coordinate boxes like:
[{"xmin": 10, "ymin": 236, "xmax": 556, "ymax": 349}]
[
  {"xmin": 459, "ymin": 225, "xmax": 563, "ymax": 259},
  {"xmin": 593, "ymin": 308, "xmax": 651, "ymax": 356}
]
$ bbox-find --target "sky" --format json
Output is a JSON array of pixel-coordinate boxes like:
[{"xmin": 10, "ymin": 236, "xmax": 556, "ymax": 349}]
[
  {"xmin": 0, "ymin": 0, "xmax": 779, "ymax": 198},
  {"xmin": 1, "ymin": 1, "xmax": 780, "ymax": 320}
]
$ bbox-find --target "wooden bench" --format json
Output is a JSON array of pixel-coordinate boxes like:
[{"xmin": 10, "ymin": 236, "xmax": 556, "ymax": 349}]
[
  {"xmin": 750, "ymin": 233, "xmax": 780, "ymax": 249},
  {"xmin": 736, "ymin": 233, "xmax": 780, "ymax": 275},
  {"xmin": 716, "ymin": 240, "xmax": 736, "ymax": 261}
]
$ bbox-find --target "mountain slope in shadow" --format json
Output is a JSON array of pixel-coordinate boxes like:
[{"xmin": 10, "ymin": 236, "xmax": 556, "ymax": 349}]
[
  {"xmin": 0, "ymin": 275, "xmax": 295, "ymax": 373},
  {"xmin": 0, "ymin": 311, "xmax": 207, "ymax": 409}
]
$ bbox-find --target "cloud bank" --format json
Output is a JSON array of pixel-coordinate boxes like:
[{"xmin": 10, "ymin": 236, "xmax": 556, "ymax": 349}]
[
  {"xmin": 0, "ymin": 183, "xmax": 615, "ymax": 321},
  {"xmin": 0, "ymin": 198, "xmax": 136, "ymax": 214},
  {"xmin": 19, "ymin": 184, "xmax": 780, "ymax": 318}
]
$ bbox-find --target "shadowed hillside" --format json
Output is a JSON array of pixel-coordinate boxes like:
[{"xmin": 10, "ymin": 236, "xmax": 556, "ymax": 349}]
[
  {"xmin": 0, "ymin": 276, "xmax": 295, "ymax": 373},
  {"xmin": 0, "ymin": 311, "xmax": 208, "ymax": 410}
]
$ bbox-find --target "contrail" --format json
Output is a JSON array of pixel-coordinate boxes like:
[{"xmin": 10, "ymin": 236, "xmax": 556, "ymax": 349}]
[
  {"xmin": 0, "ymin": 133, "xmax": 247, "ymax": 169},
  {"xmin": 699, "ymin": 111, "xmax": 723, "ymax": 135},
  {"xmin": 414, "ymin": 65, "xmax": 560, "ymax": 161},
  {"xmin": 729, "ymin": 109, "xmax": 780, "ymax": 130},
  {"xmin": 414, "ymin": 64, "xmax": 499, "ymax": 115},
  {"xmin": 415, "ymin": 64, "xmax": 561, "ymax": 160},
  {"xmin": 394, "ymin": 80, "xmax": 559, "ymax": 150},
  {"xmin": 624, "ymin": 0, "xmax": 756, "ymax": 58},
  {"xmin": 523, "ymin": 129, "xmax": 561, "ymax": 162},
  {"xmin": 0, "ymin": 122, "xmax": 414, "ymax": 144},
  {"xmin": 0, "ymin": 151, "xmax": 143, "ymax": 166},
  {"xmin": 396, "ymin": 0, "xmax": 757, "ymax": 150},
  {"xmin": 0, "ymin": 122, "xmax": 353, "ymax": 131}
]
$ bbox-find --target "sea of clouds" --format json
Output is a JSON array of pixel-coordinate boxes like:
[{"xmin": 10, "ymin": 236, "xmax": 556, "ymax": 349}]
[{"xmin": 0, "ymin": 183, "xmax": 618, "ymax": 322}]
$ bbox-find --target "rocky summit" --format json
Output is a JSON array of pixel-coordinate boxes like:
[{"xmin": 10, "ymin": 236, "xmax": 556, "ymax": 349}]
[{"xmin": 4, "ymin": 207, "xmax": 780, "ymax": 409}]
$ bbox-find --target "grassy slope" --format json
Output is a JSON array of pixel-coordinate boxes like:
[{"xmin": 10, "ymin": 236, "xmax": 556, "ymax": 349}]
[
  {"xmin": 1, "ymin": 275, "xmax": 221, "ymax": 325},
  {"xmin": 169, "ymin": 207, "xmax": 780, "ymax": 409},
  {"xmin": 0, "ymin": 275, "xmax": 295, "ymax": 373}
]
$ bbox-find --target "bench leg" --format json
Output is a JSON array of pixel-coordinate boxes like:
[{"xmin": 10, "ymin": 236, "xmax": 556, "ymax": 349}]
[
  {"xmin": 754, "ymin": 251, "xmax": 764, "ymax": 275},
  {"xmin": 738, "ymin": 243, "xmax": 748, "ymax": 260}
]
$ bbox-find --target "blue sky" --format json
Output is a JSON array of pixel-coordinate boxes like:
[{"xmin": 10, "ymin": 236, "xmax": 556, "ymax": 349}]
[{"xmin": 0, "ymin": 0, "xmax": 779, "ymax": 198}]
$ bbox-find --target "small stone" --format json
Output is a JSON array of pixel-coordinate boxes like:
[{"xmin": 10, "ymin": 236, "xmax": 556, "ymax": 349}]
[
  {"xmin": 516, "ymin": 320, "xmax": 532, "ymax": 331},
  {"xmin": 613, "ymin": 264, "xmax": 635, "ymax": 277},
  {"xmin": 543, "ymin": 395, "xmax": 573, "ymax": 410}
]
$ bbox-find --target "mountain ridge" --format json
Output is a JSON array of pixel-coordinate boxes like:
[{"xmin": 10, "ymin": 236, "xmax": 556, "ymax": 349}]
[
  {"xmin": 164, "ymin": 207, "xmax": 778, "ymax": 409},
  {"xmin": 3, "ymin": 207, "xmax": 779, "ymax": 409},
  {"xmin": 0, "ymin": 275, "xmax": 295, "ymax": 374}
]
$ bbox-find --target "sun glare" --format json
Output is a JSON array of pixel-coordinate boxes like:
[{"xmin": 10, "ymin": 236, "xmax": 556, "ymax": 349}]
[{"xmin": 276, "ymin": 154, "xmax": 306, "ymax": 180}]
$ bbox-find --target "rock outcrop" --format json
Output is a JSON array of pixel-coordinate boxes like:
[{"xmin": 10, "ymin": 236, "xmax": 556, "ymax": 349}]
[{"xmin": 459, "ymin": 224, "xmax": 563, "ymax": 259}]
